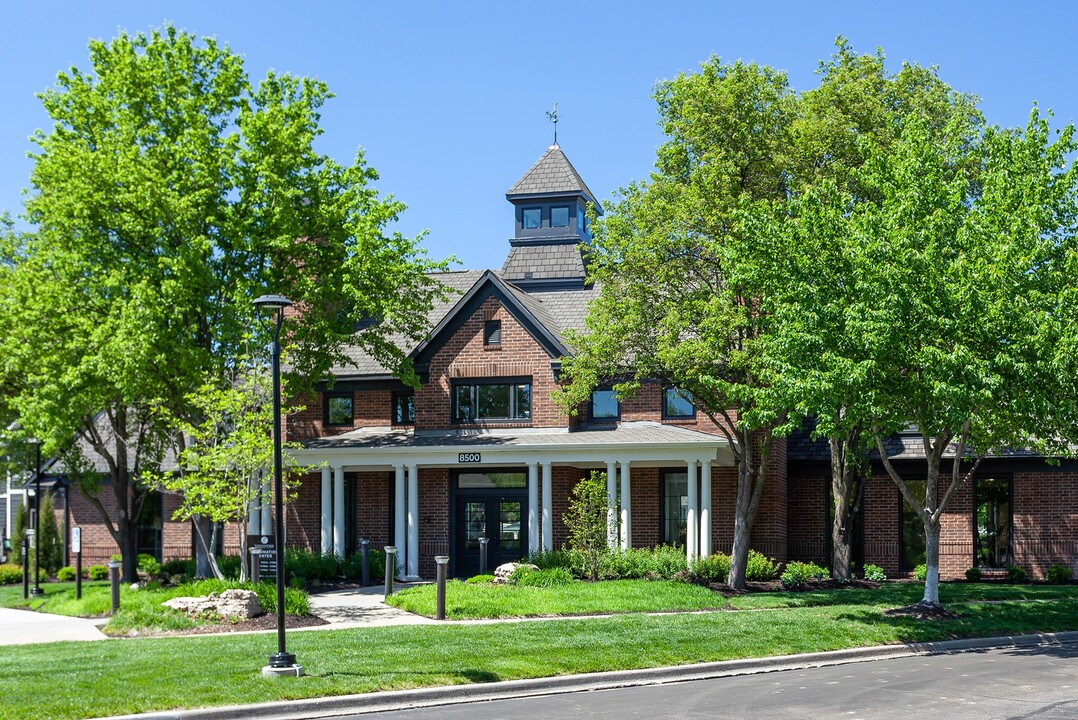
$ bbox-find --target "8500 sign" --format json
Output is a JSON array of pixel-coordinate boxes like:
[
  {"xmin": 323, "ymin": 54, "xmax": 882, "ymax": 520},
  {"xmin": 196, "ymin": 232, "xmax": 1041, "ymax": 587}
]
[{"xmin": 458, "ymin": 452, "xmax": 481, "ymax": 463}]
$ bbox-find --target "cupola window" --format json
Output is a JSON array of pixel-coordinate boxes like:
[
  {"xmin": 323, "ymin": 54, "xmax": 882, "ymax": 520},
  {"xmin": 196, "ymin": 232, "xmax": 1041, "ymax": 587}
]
[
  {"xmin": 523, "ymin": 208, "xmax": 542, "ymax": 229},
  {"xmin": 551, "ymin": 206, "xmax": 569, "ymax": 227}
]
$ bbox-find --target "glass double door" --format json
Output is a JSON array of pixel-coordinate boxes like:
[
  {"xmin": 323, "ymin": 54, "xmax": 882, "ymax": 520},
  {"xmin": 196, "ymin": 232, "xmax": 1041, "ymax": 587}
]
[{"xmin": 455, "ymin": 494, "xmax": 527, "ymax": 577}]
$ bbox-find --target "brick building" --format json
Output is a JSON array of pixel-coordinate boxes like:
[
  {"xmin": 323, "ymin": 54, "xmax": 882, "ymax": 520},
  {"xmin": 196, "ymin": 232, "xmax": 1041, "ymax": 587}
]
[{"xmin": 32, "ymin": 143, "xmax": 1078, "ymax": 581}]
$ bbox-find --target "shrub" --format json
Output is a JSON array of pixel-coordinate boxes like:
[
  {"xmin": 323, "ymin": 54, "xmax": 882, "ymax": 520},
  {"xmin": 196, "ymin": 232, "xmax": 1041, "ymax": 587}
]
[
  {"xmin": 510, "ymin": 566, "xmax": 574, "ymax": 588},
  {"xmin": 565, "ymin": 472, "xmax": 612, "ymax": 581},
  {"xmin": 965, "ymin": 567, "xmax": 982, "ymax": 582},
  {"xmin": 161, "ymin": 558, "xmax": 195, "ymax": 580},
  {"xmin": 137, "ymin": 554, "xmax": 161, "ymax": 577},
  {"xmin": 687, "ymin": 553, "xmax": 730, "ymax": 584},
  {"xmin": 745, "ymin": 550, "xmax": 780, "ymax": 581},
  {"xmin": 781, "ymin": 561, "xmax": 828, "ymax": 589},
  {"xmin": 1007, "ymin": 565, "xmax": 1028, "ymax": 583},
  {"xmin": 465, "ymin": 573, "xmax": 495, "ymax": 584},
  {"xmin": 88, "ymin": 565, "xmax": 109, "ymax": 580},
  {"xmin": 1045, "ymin": 564, "xmax": 1072, "ymax": 585},
  {"xmin": 57, "ymin": 566, "xmax": 77, "ymax": 581},
  {"xmin": 215, "ymin": 555, "xmax": 241, "ymax": 580},
  {"xmin": 862, "ymin": 564, "xmax": 886, "ymax": 582},
  {"xmin": 527, "ymin": 549, "xmax": 579, "ymax": 572},
  {"xmin": 913, "ymin": 564, "xmax": 927, "ymax": 581},
  {"xmin": 0, "ymin": 563, "xmax": 22, "ymax": 584}
]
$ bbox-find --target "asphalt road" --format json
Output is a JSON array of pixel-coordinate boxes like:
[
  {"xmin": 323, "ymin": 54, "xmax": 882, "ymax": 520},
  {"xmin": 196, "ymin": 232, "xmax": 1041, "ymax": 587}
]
[{"xmin": 346, "ymin": 643, "xmax": 1078, "ymax": 720}]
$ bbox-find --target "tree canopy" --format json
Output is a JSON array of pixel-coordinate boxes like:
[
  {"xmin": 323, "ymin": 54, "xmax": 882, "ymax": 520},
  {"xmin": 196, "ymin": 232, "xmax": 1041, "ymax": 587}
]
[
  {"xmin": 0, "ymin": 26, "xmax": 449, "ymax": 579},
  {"xmin": 561, "ymin": 39, "xmax": 1078, "ymax": 598}
]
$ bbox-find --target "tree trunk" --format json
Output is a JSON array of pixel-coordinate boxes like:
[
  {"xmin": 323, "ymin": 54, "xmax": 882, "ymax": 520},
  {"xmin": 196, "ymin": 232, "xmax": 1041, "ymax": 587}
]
[
  {"xmin": 829, "ymin": 437, "xmax": 851, "ymax": 582},
  {"xmin": 727, "ymin": 428, "xmax": 769, "ymax": 590},
  {"xmin": 728, "ymin": 512, "xmax": 752, "ymax": 588},
  {"xmin": 921, "ymin": 519, "xmax": 942, "ymax": 607}
]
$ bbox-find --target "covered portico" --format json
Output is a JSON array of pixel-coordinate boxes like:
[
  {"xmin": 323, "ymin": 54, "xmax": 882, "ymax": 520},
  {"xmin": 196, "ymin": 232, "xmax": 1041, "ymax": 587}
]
[{"xmin": 291, "ymin": 421, "xmax": 733, "ymax": 580}]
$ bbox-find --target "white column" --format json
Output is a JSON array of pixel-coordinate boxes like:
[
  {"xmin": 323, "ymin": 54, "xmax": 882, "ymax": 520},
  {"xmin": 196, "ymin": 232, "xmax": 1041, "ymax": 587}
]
[
  {"xmin": 394, "ymin": 465, "xmax": 405, "ymax": 577},
  {"xmin": 620, "ymin": 461, "xmax": 632, "ymax": 550},
  {"xmin": 606, "ymin": 460, "xmax": 618, "ymax": 549},
  {"xmin": 260, "ymin": 476, "xmax": 271, "ymax": 533},
  {"xmin": 406, "ymin": 463, "xmax": 419, "ymax": 579},
  {"xmin": 686, "ymin": 460, "xmax": 699, "ymax": 563},
  {"xmin": 527, "ymin": 463, "xmax": 539, "ymax": 555},
  {"xmin": 333, "ymin": 465, "xmax": 345, "ymax": 557},
  {"xmin": 700, "ymin": 458, "xmax": 712, "ymax": 557},
  {"xmin": 319, "ymin": 466, "xmax": 331, "ymax": 554},
  {"xmin": 541, "ymin": 461, "xmax": 553, "ymax": 552},
  {"xmin": 249, "ymin": 473, "xmax": 262, "ymax": 536}
]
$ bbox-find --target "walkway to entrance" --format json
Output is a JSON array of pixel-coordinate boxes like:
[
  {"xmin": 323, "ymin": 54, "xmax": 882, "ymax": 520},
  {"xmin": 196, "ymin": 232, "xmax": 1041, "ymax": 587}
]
[
  {"xmin": 307, "ymin": 585, "xmax": 438, "ymax": 627},
  {"xmin": 0, "ymin": 606, "xmax": 108, "ymax": 645}
]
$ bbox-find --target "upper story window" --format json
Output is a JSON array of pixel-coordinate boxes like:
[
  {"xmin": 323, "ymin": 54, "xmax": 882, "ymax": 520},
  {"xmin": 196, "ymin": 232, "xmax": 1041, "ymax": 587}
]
[
  {"xmin": 522, "ymin": 207, "xmax": 542, "ymax": 229},
  {"xmin": 392, "ymin": 393, "xmax": 415, "ymax": 425},
  {"xmin": 580, "ymin": 206, "xmax": 589, "ymax": 236},
  {"xmin": 484, "ymin": 319, "xmax": 502, "ymax": 346},
  {"xmin": 551, "ymin": 206, "xmax": 569, "ymax": 227},
  {"xmin": 663, "ymin": 387, "xmax": 695, "ymax": 419},
  {"xmin": 590, "ymin": 389, "xmax": 619, "ymax": 420},
  {"xmin": 325, "ymin": 394, "xmax": 354, "ymax": 426},
  {"xmin": 454, "ymin": 379, "xmax": 532, "ymax": 422}
]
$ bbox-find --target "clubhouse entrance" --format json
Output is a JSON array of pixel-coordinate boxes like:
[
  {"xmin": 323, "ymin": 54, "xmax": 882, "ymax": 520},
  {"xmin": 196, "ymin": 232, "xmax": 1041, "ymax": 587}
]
[{"xmin": 452, "ymin": 469, "xmax": 528, "ymax": 577}]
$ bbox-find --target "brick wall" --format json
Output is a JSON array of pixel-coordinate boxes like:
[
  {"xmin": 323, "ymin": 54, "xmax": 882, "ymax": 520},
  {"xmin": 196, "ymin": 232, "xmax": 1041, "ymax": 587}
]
[
  {"xmin": 356, "ymin": 471, "xmax": 393, "ymax": 548},
  {"xmin": 787, "ymin": 475, "xmax": 828, "ymax": 563},
  {"xmin": 418, "ymin": 468, "xmax": 450, "ymax": 578},
  {"xmin": 419, "ymin": 296, "xmax": 563, "ymax": 430},
  {"xmin": 288, "ymin": 389, "xmax": 395, "ymax": 442},
  {"xmin": 1012, "ymin": 470, "xmax": 1077, "ymax": 579}
]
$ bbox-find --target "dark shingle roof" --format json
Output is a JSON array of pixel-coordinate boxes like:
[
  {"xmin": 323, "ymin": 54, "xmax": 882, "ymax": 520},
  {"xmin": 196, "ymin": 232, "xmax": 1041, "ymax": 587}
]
[
  {"xmin": 331, "ymin": 270, "xmax": 597, "ymax": 379},
  {"xmin": 502, "ymin": 244, "xmax": 588, "ymax": 282},
  {"xmin": 506, "ymin": 145, "xmax": 599, "ymax": 202}
]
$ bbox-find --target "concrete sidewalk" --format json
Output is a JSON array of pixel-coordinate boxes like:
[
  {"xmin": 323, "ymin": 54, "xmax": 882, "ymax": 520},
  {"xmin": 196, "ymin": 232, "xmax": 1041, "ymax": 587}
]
[
  {"xmin": 307, "ymin": 584, "xmax": 437, "ymax": 628},
  {"xmin": 0, "ymin": 606, "xmax": 108, "ymax": 645}
]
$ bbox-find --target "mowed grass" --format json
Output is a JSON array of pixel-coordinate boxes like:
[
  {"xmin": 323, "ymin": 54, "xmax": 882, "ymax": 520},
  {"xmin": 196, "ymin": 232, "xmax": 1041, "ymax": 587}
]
[
  {"xmin": 387, "ymin": 579, "xmax": 727, "ymax": 618},
  {"xmin": 386, "ymin": 578, "xmax": 1078, "ymax": 618},
  {"xmin": 0, "ymin": 596, "xmax": 1075, "ymax": 720}
]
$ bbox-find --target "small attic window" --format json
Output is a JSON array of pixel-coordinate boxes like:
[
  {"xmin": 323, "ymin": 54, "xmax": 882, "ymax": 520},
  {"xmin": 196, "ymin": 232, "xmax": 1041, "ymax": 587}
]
[
  {"xmin": 523, "ymin": 208, "xmax": 541, "ymax": 229},
  {"xmin": 484, "ymin": 320, "xmax": 502, "ymax": 346},
  {"xmin": 551, "ymin": 206, "xmax": 569, "ymax": 227}
]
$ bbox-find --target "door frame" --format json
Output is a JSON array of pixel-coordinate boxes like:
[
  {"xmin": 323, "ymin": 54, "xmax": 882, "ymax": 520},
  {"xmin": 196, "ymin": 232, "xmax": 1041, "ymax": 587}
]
[{"xmin": 449, "ymin": 467, "xmax": 529, "ymax": 578}]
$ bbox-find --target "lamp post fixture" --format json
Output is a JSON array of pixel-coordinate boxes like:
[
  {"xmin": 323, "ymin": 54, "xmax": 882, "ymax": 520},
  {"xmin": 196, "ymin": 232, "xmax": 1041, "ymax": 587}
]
[
  {"xmin": 254, "ymin": 293, "xmax": 301, "ymax": 675},
  {"xmin": 29, "ymin": 439, "xmax": 43, "ymax": 597}
]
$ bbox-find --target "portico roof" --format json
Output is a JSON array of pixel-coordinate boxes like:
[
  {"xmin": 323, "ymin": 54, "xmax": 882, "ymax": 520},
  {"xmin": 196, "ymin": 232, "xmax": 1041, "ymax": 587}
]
[{"xmin": 292, "ymin": 421, "xmax": 734, "ymax": 469}]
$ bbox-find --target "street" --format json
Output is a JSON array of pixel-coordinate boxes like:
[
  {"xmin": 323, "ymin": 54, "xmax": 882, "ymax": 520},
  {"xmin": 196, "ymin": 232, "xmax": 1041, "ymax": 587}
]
[{"xmin": 345, "ymin": 642, "xmax": 1077, "ymax": 720}]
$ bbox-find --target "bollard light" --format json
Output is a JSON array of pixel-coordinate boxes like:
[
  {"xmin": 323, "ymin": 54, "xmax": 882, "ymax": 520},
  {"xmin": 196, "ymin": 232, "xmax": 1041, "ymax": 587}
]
[
  {"xmin": 435, "ymin": 556, "xmax": 449, "ymax": 620},
  {"xmin": 384, "ymin": 546, "xmax": 397, "ymax": 599}
]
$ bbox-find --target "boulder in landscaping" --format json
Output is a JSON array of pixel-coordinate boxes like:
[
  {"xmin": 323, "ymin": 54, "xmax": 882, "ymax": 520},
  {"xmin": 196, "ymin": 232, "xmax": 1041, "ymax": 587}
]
[
  {"xmin": 493, "ymin": 562, "xmax": 539, "ymax": 584},
  {"xmin": 163, "ymin": 589, "xmax": 261, "ymax": 619}
]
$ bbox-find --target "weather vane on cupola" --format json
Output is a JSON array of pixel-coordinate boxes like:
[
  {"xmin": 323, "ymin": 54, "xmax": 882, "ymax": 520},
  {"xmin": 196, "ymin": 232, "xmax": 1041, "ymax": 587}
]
[{"xmin": 546, "ymin": 102, "xmax": 560, "ymax": 146}]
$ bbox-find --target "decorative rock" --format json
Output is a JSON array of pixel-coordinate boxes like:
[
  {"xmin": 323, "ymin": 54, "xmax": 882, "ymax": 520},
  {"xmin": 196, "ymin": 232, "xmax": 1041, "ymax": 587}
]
[
  {"xmin": 163, "ymin": 589, "xmax": 261, "ymax": 619},
  {"xmin": 129, "ymin": 583, "xmax": 140, "ymax": 591},
  {"xmin": 492, "ymin": 562, "xmax": 539, "ymax": 584}
]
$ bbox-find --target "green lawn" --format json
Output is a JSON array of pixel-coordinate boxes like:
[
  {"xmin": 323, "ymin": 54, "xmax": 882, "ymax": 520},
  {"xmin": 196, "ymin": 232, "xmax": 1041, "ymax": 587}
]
[
  {"xmin": 386, "ymin": 579, "xmax": 1078, "ymax": 618},
  {"xmin": 387, "ymin": 579, "xmax": 727, "ymax": 618},
  {"xmin": 0, "ymin": 596, "xmax": 1075, "ymax": 720},
  {"xmin": 0, "ymin": 579, "xmax": 309, "ymax": 634}
]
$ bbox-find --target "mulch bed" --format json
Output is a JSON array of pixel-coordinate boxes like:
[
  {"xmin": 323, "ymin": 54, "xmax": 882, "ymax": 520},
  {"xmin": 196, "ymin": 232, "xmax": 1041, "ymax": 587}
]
[
  {"xmin": 707, "ymin": 578, "xmax": 880, "ymax": 596},
  {"xmin": 121, "ymin": 613, "xmax": 330, "ymax": 638},
  {"xmin": 883, "ymin": 603, "xmax": 960, "ymax": 620}
]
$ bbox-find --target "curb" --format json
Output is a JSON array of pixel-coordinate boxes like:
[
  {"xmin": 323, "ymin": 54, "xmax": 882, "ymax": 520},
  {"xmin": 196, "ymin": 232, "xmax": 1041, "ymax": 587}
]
[{"xmin": 100, "ymin": 631, "xmax": 1078, "ymax": 720}]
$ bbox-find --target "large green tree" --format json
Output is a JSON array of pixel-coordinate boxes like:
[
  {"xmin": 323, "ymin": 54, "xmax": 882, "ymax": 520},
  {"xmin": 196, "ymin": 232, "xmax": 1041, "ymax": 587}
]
[
  {"xmin": 859, "ymin": 107, "xmax": 1078, "ymax": 608},
  {"xmin": 560, "ymin": 57, "xmax": 798, "ymax": 589},
  {"xmin": 0, "ymin": 27, "xmax": 448, "ymax": 581},
  {"xmin": 765, "ymin": 41, "xmax": 984, "ymax": 581}
]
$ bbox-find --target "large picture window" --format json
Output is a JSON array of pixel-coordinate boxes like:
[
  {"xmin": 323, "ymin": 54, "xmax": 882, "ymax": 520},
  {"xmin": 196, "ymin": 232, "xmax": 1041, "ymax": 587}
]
[
  {"xmin": 974, "ymin": 476, "xmax": 1011, "ymax": 568},
  {"xmin": 661, "ymin": 471, "xmax": 688, "ymax": 546},
  {"xmin": 453, "ymin": 380, "xmax": 531, "ymax": 422},
  {"xmin": 899, "ymin": 480, "xmax": 927, "ymax": 570}
]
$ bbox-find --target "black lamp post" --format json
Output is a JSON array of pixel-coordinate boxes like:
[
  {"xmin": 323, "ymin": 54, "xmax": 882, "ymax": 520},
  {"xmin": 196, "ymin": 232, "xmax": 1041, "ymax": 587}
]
[
  {"xmin": 253, "ymin": 293, "xmax": 297, "ymax": 672},
  {"xmin": 29, "ymin": 439, "xmax": 43, "ymax": 597}
]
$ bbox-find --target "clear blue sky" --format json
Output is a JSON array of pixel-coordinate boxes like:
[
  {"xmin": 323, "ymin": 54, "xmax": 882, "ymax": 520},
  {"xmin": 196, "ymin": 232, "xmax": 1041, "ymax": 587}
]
[{"xmin": 3, "ymin": 2, "xmax": 1075, "ymax": 271}]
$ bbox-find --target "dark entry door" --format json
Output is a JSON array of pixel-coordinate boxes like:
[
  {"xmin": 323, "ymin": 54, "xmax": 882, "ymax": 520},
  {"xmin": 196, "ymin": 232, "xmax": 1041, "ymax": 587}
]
[{"xmin": 455, "ymin": 495, "xmax": 527, "ymax": 577}]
